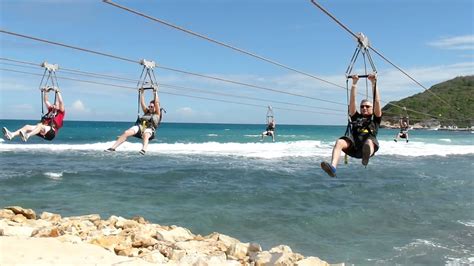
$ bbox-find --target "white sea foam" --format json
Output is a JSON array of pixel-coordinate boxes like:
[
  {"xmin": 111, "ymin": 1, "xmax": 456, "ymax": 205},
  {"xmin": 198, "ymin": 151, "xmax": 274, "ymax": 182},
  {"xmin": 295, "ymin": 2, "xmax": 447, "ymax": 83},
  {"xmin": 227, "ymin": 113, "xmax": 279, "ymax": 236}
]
[
  {"xmin": 439, "ymin": 138, "xmax": 452, "ymax": 142},
  {"xmin": 377, "ymin": 140, "xmax": 474, "ymax": 156},
  {"xmin": 0, "ymin": 140, "xmax": 472, "ymax": 158},
  {"xmin": 44, "ymin": 172, "xmax": 63, "ymax": 180},
  {"xmin": 457, "ymin": 220, "xmax": 474, "ymax": 227},
  {"xmin": 207, "ymin": 134, "xmax": 218, "ymax": 137}
]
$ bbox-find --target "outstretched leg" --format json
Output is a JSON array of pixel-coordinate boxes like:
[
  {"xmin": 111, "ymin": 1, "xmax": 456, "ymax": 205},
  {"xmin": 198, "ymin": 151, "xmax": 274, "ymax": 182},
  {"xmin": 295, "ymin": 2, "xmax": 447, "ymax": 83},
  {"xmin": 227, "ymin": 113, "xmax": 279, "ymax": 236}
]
[
  {"xmin": 107, "ymin": 128, "xmax": 136, "ymax": 151},
  {"xmin": 321, "ymin": 139, "xmax": 350, "ymax": 177},
  {"xmin": 9, "ymin": 124, "xmax": 39, "ymax": 139},
  {"xmin": 140, "ymin": 132, "xmax": 152, "ymax": 155},
  {"xmin": 362, "ymin": 139, "xmax": 375, "ymax": 166}
]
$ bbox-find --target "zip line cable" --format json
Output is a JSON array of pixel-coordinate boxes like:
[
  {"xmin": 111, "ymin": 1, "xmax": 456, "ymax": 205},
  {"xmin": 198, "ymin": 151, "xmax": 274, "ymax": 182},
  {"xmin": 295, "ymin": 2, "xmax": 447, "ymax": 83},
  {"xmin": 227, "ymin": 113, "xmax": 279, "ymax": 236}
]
[
  {"xmin": 0, "ymin": 58, "xmax": 345, "ymax": 113},
  {"xmin": 309, "ymin": 0, "xmax": 452, "ymax": 107},
  {"xmin": 0, "ymin": 56, "xmax": 445, "ymax": 120},
  {"xmin": 0, "ymin": 30, "xmax": 347, "ymax": 106},
  {"xmin": 0, "ymin": 67, "xmax": 344, "ymax": 117},
  {"xmin": 102, "ymin": 0, "xmax": 345, "ymax": 90}
]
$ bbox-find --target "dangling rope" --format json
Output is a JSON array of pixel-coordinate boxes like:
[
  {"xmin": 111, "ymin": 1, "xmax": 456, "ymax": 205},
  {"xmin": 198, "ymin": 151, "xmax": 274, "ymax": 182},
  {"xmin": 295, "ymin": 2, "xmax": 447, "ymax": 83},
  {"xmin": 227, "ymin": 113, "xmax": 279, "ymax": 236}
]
[
  {"xmin": 266, "ymin": 105, "xmax": 274, "ymax": 124},
  {"xmin": 136, "ymin": 59, "xmax": 159, "ymax": 117},
  {"xmin": 38, "ymin": 62, "xmax": 59, "ymax": 119}
]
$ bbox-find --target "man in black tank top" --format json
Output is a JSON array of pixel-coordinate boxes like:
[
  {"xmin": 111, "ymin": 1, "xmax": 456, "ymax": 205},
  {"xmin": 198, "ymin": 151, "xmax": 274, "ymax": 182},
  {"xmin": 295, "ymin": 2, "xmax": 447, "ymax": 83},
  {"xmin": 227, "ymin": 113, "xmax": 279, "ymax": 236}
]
[{"xmin": 321, "ymin": 74, "xmax": 382, "ymax": 177}]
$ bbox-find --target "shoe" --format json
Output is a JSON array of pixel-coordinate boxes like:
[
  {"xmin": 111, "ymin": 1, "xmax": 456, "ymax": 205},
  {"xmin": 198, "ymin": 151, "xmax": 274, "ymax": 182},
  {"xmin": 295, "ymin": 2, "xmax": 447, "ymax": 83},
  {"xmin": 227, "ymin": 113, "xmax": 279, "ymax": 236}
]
[
  {"xmin": 393, "ymin": 139, "xmax": 397, "ymax": 142},
  {"xmin": 362, "ymin": 143, "xmax": 371, "ymax": 166},
  {"xmin": 406, "ymin": 140, "xmax": 409, "ymax": 143},
  {"xmin": 104, "ymin": 148, "xmax": 115, "ymax": 152},
  {"xmin": 139, "ymin": 149, "xmax": 146, "ymax": 155},
  {"xmin": 320, "ymin": 161, "xmax": 336, "ymax": 178},
  {"xmin": 2, "ymin": 127, "xmax": 12, "ymax": 140},
  {"xmin": 19, "ymin": 131, "xmax": 28, "ymax": 142}
]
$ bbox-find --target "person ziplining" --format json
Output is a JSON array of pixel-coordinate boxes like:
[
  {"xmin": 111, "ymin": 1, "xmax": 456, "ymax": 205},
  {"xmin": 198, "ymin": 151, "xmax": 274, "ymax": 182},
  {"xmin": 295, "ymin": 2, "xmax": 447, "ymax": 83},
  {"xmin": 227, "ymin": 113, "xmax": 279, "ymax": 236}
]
[
  {"xmin": 394, "ymin": 109, "xmax": 410, "ymax": 142},
  {"xmin": 321, "ymin": 33, "xmax": 382, "ymax": 178},
  {"xmin": 2, "ymin": 62, "xmax": 65, "ymax": 142},
  {"xmin": 261, "ymin": 106, "xmax": 276, "ymax": 142},
  {"xmin": 105, "ymin": 59, "xmax": 164, "ymax": 155}
]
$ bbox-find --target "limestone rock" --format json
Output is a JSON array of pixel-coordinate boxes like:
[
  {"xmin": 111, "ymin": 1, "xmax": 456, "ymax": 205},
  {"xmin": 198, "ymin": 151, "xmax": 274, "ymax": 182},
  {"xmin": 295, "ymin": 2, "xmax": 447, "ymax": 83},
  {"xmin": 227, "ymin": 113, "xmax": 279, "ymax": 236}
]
[
  {"xmin": 296, "ymin": 256, "xmax": 330, "ymax": 266},
  {"xmin": 0, "ymin": 209, "xmax": 15, "ymax": 219},
  {"xmin": 156, "ymin": 226, "xmax": 194, "ymax": 243},
  {"xmin": 40, "ymin": 211, "xmax": 61, "ymax": 222},
  {"xmin": 5, "ymin": 206, "xmax": 36, "ymax": 219}
]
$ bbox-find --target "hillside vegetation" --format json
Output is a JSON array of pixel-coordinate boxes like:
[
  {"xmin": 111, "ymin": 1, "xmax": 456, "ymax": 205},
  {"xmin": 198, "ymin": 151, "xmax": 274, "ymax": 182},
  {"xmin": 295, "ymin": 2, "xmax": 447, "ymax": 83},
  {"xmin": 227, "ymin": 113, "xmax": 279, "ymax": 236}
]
[{"xmin": 382, "ymin": 76, "xmax": 474, "ymax": 128}]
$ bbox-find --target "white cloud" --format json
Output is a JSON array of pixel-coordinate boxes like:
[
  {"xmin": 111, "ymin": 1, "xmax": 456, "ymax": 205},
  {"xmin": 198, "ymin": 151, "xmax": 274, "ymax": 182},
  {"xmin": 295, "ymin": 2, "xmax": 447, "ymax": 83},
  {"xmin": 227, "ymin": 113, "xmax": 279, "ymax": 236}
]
[
  {"xmin": 176, "ymin": 107, "xmax": 196, "ymax": 117},
  {"xmin": 428, "ymin": 35, "xmax": 474, "ymax": 50},
  {"xmin": 71, "ymin": 100, "xmax": 90, "ymax": 113}
]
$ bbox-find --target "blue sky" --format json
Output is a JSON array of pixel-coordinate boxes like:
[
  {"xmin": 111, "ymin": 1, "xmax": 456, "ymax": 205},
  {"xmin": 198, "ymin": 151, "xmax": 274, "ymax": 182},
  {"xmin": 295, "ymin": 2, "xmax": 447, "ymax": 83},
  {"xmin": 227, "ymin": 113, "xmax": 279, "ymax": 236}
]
[{"xmin": 1, "ymin": 0, "xmax": 473, "ymax": 125}]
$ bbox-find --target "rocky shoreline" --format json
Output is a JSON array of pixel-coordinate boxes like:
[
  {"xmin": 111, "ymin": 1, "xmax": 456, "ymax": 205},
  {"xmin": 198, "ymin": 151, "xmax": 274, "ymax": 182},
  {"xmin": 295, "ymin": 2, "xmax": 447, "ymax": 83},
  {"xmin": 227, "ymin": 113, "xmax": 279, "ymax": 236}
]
[{"xmin": 0, "ymin": 206, "xmax": 340, "ymax": 266}]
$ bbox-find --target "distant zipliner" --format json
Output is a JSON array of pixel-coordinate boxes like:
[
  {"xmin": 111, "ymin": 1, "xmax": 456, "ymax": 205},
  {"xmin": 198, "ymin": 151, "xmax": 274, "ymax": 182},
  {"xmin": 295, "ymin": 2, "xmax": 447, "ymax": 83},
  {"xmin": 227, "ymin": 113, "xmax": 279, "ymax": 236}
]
[
  {"xmin": 321, "ymin": 33, "xmax": 382, "ymax": 178},
  {"xmin": 105, "ymin": 60, "xmax": 164, "ymax": 155},
  {"xmin": 2, "ymin": 62, "xmax": 66, "ymax": 142},
  {"xmin": 261, "ymin": 106, "xmax": 276, "ymax": 142},
  {"xmin": 394, "ymin": 107, "xmax": 409, "ymax": 143}
]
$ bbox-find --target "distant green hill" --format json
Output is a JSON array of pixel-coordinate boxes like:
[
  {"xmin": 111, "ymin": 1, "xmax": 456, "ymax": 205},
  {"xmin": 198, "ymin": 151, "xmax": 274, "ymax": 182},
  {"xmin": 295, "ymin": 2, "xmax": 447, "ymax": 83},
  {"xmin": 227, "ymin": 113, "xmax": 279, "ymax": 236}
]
[{"xmin": 382, "ymin": 75, "xmax": 474, "ymax": 128}]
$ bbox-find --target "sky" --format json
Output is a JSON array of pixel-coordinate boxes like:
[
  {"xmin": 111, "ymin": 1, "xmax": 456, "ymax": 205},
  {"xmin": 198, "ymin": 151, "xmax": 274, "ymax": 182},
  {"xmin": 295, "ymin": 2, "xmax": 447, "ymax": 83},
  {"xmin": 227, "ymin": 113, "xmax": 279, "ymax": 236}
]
[{"xmin": 0, "ymin": 0, "xmax": 473, "ymax": 125}]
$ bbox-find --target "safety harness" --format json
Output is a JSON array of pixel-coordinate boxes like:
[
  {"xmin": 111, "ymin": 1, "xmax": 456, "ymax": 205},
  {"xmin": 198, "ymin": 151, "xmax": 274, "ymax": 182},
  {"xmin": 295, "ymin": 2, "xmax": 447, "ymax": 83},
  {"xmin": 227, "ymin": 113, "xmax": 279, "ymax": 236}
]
[{"xmin": 343, "ymin": 33, "xmax": 378, "ymax": 162}]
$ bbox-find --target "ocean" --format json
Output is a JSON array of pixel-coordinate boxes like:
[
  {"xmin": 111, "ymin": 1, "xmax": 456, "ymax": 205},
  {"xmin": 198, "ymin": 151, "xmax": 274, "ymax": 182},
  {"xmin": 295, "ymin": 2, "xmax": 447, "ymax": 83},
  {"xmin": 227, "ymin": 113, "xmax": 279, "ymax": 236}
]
[{"xmin": 1, "ymin": 119, "xmax": 473, "ymax": 265}]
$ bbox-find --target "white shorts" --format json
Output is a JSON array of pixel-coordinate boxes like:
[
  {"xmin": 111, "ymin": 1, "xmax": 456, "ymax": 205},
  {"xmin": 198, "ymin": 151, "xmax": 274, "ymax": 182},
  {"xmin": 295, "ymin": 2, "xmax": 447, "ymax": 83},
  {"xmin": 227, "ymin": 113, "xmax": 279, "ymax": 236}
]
[{"xmin": 129, "ymin": 125, "xmax": 153, "ymax": 136}]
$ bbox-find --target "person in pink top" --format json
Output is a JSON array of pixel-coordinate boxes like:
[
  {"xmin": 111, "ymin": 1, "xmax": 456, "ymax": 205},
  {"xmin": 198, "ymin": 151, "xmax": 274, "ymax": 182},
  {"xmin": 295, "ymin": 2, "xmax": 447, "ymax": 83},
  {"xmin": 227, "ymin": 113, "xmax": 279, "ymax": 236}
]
[{"xmin": 2, "ymin": 88, "xmax": 65, "ymax": 142}]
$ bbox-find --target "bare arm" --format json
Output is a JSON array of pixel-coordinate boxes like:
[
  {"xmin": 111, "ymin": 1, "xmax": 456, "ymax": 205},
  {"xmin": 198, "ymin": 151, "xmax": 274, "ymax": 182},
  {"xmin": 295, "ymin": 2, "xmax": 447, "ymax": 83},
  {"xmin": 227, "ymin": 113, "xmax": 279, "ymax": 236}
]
[
  {"xmin": 55, "ymin": 89, "xmax": 65, "ymax": 112},
  {"xmin": 139, "ymin": 89, "xmax": 147, "ymax": 113},
  {"xmin": 43, "ymin": 88, "xmax": 53, "ymax": 109},
  {"xmin": 369, "ymin": 74, "xmax": 382, "ymax": 117},
  {"xmin": 348, "ymin": 75, "xmax": 359, "ymax": 116},
  {"xmin": 153, "ymin": 89, "xmax": 160, "ymax": 115}
]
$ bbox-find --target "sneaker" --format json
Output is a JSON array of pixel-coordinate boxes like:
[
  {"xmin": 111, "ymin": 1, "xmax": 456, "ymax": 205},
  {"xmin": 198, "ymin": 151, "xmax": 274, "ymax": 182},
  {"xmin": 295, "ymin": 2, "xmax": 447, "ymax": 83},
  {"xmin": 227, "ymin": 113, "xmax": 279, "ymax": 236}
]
[
  {"xmin": 393, "ymin": 139, "xmax": 397, "ymax": 142},
  {"xmin": 320, "ymin": 161, "xmax": 336, "ymax": 178},
  {"xmin": 19, "ymin": 131, "xmax": 28, "ymax": 142},
  {"xmin": 362, "ymin": 143, "xmax": 371, "ymax": 166},
  {"xmin": 406, "ymin": 139, "xmax": 409, "ymax": 143},
  {"xmin": 2, "ymin": 127, "xmax": 13, "ymax": 140},
  {"xmin": 104, "ymin": 148, "xmax": 115, "ymax": 152},
  {"xmin": 139, "ymin": 149, "xmax": 146, "ymax": 155}
]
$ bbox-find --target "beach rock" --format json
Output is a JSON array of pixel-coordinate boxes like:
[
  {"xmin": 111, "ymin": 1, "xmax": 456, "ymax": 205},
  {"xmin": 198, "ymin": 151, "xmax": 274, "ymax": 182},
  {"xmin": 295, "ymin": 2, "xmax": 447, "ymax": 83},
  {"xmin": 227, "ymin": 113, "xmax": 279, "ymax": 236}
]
[
  {"xmin": 5, "ymin": 206, "xmax": 36, "ymax": 219},
  {"xmin": 32, "ymin": 226, "xmax": 60, "ymax": 237},
  {"xmin": 90, "ymin": 235, "xmax": 125, "ymax": 251},
  {"xmin": 132, "ymin": 233, "xmax": 158, "ymax": 248},
  {"xmin": 40, "ymin": 211, "xmax": 61, "ymax": 222},
  {"xmin": 25, "ymin": 218, "xmax": 52, "ymax": 229},
  {"xmin": 116, "ymin": 218, "xmax": 140, "ymax": 229},
  {"xmin": 11, "ymin": 214, "xmax": 28, "ymax": 223},
  {"xmin": 1, "ymin": 225, "xmax": 36, "ymax": 237},
  {"xmin": 156, "ymin": 226, "xmax": 194, "ymax": 243},
  {"xmin": 0, "ymin": 206, "xmax": 336, "ymax": 266},
  {"xmin": 218, "ymin": 233, "xmax": 240, "ymax": 250},
  {"xmin": 132, "ymin": 216, "xmax": 149, "ymax": 224},
  {"xmin": 296, "ymin": 256, "xmax": 330, "ymax": 266},
  {"xmin": 141, "ymin": 250, "xmax": 167, "ymax": 264},
  {"xmin": 0, "ymin": 209, "xmax": 15, "ymax": 219},
  {"xmin": 170, "ymin": 249, "xmax": 187, "ymax": 261},
  {"xmin": 254, "ymin": 251, "xmax": 272, "ymax": 266},
  {"xmin": 57, "ymin": 234, "xmax": 82, "ymax": 244},
  {"xmin": 228, "ymin": 242, "xmax": 250, "ymax": 260}
]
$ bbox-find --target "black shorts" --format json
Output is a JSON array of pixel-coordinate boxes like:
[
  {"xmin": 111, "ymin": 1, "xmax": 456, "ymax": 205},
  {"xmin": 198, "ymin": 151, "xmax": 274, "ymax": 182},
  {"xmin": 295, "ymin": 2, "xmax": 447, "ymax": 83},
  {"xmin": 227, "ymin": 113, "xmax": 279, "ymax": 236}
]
[
  {"xmin": 400, "ymin": 133, "xmax": 407, "ymax": 139},
  {"xmin": 340, "ymin": 135, "xmax": 379, "ymax": 159},
  {"xmin": 36, "ymin": 128, "xmax": 56, "ymax": 141},
  {"xmin": 265, "ymin": 131, "xmax": 274, "ymax": 136}
]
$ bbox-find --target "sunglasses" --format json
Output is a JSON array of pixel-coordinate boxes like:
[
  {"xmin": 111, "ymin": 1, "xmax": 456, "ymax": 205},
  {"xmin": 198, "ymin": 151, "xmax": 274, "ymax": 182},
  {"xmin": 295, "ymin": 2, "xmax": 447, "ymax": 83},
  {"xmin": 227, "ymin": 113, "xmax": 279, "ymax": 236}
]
[{"xmin": 360, "ymin": 105, "xmax": 372, "ymax": 108}]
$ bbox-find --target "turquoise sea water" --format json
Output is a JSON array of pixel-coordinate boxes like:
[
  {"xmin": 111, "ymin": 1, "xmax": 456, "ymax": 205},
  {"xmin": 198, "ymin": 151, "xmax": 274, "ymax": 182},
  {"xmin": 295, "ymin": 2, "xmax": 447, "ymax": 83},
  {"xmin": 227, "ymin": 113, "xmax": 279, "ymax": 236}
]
[{"xmin": 1, "ymin": 119, "xmax": 473, "ymax": 265}]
